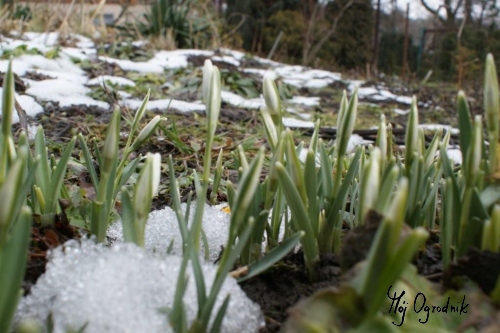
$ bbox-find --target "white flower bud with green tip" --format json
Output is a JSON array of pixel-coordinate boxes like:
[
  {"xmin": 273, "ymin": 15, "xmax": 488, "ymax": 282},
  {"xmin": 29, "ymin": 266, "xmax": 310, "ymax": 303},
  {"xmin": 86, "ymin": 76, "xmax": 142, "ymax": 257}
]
[
  {"xmin": 482, "ymin": 205, "xmax": 500, "ymax": 252},
  {"xmin": 387, "ymin": 177, "xmax": 408, "ymax": 247},
  {"xmin": 202, "ymin": 59, "xmax": 214, "ymax": 105},
  {"xmin": 263, "ymin": 73, "xmax": 281, "ymax": 118},
  {"xmin": 484, "ymin": 54, "xmax": 499, "ymax": 134},
  {"xmin": 376, "ymin": 114, "xmax": 387, "ymax": 164},
  {"xmin": 466, "ymin": 116, "xmax": 483, "ymax": 187},
  {"xmin": 260, "ymin": 106, "xmax": 278, "ymax": 150},
  {"xmin": 150, "ymin": 153, "xmax": 161, "ymax": 197},
  {"xmin": 484, "ymin": 54, "xmax": 500, "ymax": 176},
  {"xmin": 130, "ymin": 116, "xmax": 165, "ymax": 152},
  {"xmin": 360, "ymin": 147, "xmax": 381, "ymax": 221},
  {"xmin": 100, "ymin": 108, "xmax": 121, "ymax": 175},
  {"xmin": 206, "ymin": 65, "xmax": 221, "ymax": 136},
  {"xmin": 134, "ymin": 155, "xmax": 156, "ymax": 219},
  {"xmin": 7, "ymin": 137, "xmax": 16, "ymax": 160},
  {"xmin": 405, "ymin": 96, "xmax": 419, "ymax": 169},
  {"xmin": 0, "ymin": 146, "xmax": 28, "ymax": 235}
]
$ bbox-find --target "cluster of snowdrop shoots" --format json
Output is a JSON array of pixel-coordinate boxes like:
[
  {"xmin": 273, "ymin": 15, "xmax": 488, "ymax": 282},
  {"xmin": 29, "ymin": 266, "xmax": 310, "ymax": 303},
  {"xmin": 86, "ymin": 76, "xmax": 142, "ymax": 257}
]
[{"xmin": 11, "ymin": 50, "xmax": 268, "ymax": 331}]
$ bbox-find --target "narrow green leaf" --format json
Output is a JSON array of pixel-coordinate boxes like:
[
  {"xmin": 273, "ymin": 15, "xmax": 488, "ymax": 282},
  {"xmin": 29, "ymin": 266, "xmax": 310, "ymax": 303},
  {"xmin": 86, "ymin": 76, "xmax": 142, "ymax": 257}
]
[
  {"xmin": 92, "ymin": 138, "xmax": 102, "ymax": 168},
  {"xmin": 0, "ymin": 148, "xmax": 29, "ymax": 245},
  {"xmin": 276, "ymin": 162, "xmax": 318, "ymax": 280},
  {"xmin": 319, "ymin": 139, "xmax": 333, "ymax": 199},
  {"xmin": 130, "ymin": 90, "xmax": 151, "ymax": 138},
  {"xmin": 203, "ymin": 219, "xmax": 255, "ymax": 330},
  {"xmin": 0, "ymin": 60, "xmax": 15, "ymax": 182},
  {"xmin": 228, "ymin": 149, "xmax": 265, "ymax": 239},
  {"xmin": 115, "ymin": 156, "xmax": 142, "ymax": 198},
  {"xmin": 405, "ymin": 97, "xmax": 419, "ymax": 174},
  {"xmin": 189, "ymin": 251, "xmax": 207, "ymax": 316},
  {"xmin": 0, "ymin": 207, "xmax": 31, "ymax": 333},
  {"xmin": 238, "ymin": 231, "xmax": 304, "ymax": 282},
  {"xmin": 309, "ymin": 120, "xmax": 321, "ymax": 154},
  {"xmin": 120, "ymin": 187, "xmax": 136, "ymax": 245},
  {"xmin": 34, "ymin": 126, "xmax": 50, "ymax": 195},
  {"xmin": 47, "ymin": 137, "xmax": 76, "ymax": 213},
  {"xmin": 209, "ymin": 295, "xmax": 230, "ymax": 333},
  {"xmin": 78, "ymin": 134, "xmax": 98, "ymax": 191},
  {"xmin": 304, "ymin": 149, "xmax": 318, "ymax": 237},
  {"xmin": 457, "ymin": 91, "xmax": 473, "ymax": 173},
  {"xmin": 168, "ymin": 156, "xmax": 188, "ymax": 244}
]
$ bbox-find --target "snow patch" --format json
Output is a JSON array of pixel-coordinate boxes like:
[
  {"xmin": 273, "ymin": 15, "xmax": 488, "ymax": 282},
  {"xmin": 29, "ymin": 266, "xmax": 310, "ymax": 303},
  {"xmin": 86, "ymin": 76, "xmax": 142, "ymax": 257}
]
[{"xmin": 15, "ymin": 238, "xmax": 263, "ymax": 333}]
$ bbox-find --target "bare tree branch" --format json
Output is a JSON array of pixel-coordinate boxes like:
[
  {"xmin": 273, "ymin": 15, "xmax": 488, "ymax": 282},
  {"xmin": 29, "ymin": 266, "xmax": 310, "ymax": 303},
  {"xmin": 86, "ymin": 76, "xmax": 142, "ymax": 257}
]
[
  {"xmin": 421, "ymin": 0, "xmax": 446, "ymax": 22},
  {"xmin": 112, "ymin": 2, "xmax": 131, "ymax": 26},
  {"xmin": 302, "ymin": 0, "xmax": 357, "ymax": 66},
  {"xmin": 451, "ymin": 0, "xmax": 465, "ymax": 18}
]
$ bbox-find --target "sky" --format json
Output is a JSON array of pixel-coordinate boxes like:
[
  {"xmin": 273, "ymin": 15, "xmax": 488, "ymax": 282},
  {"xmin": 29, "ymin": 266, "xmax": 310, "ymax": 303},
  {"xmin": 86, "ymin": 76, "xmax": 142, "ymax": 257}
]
[{"xmin": 391, "ymin": 0, "xmax": 442, "ymax": 20}]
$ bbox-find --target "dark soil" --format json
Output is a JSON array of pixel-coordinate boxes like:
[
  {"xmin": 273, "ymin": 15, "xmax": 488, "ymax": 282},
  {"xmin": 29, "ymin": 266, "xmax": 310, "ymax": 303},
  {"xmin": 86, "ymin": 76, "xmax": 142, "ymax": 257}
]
[
  {"xmin": 444, "ymin": 248, "xmax": 500, "ymax": 295},
  {"xmin": 23, "ymin": 201, "xmax": 82, "ymax": 295},
  {"xmin": 240, "ymin": 210, "xmax": 440, "ymax": 332},
  {"xmin": 240, "ymin": 251, "xmax": 342, "ymax": 333}
]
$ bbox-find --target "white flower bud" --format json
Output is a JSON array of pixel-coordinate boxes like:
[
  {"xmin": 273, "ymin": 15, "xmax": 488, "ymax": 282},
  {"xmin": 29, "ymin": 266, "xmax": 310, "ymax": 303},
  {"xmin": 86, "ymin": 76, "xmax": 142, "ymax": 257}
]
[
  {"xmin": 149, "ymin": 153, "xmax": 161, "ymax": 196},
  {"xmin": 263, "ymin": 73, "xmax": 281, "ymax": 116},
  {"xmin": 202, "ymin": 59, "xmax": 214, "ymax": 105}
]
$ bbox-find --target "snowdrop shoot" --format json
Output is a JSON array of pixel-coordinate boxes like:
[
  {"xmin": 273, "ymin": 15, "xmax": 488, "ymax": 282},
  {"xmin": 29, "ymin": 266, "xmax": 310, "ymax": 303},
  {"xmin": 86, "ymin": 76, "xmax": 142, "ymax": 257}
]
[
  {"xmin": 202, "ymin": 59, "xmax": 213, "ymax": 105},
  {"xmin": 359, "ymin": 147, "xmax": 381, "ymax": 224},
  {"xmin": 120, "ymin": 153, "xmax": 161, "ymax": 247},
  {"xmin": 0, "ymin": 62, "xmax": 32, "ymax": 333},
  {"xmin": 263, "ymin": 73, "xmax": 282, "ymax": 127},
  {"xmin": 150, "ymin": 153, "xmax": 161, "ymax": 197},
  {"xmin": 130, "ymin": 115, "xmax": 166, "ymax": 152},
  {"xmin": 484, "ymin": 54, "xmax": 500, "ymax": 177}
]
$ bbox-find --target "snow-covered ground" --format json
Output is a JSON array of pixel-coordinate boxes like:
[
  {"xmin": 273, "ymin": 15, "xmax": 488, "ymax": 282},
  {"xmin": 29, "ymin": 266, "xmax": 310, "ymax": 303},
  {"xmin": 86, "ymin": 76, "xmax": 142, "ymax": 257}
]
[
  {"xmin": 1, "ymin": 31, "xmax": 421, "ymax": 124},
  {"xmin": 16, "ymin": 238, "xmax": 263, "ymax": 333}
]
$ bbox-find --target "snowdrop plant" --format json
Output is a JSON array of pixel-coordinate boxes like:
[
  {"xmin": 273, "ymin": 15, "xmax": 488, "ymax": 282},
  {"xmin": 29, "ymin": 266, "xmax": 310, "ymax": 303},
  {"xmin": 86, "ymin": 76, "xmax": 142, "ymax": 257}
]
[
  {"xmin": 397, "ymin": 97, "xmax": 443, "ymax": 229},
  {"xmin": 352, "ymin": 179, "xmax": 429, "ymax": 319},
  {"xmin": 168, "ymin": 60, "xmax": 237, "ymax": 332},
  {"xmin": 263, "ymin": 73, "xmax": 283, "ymax": 133},
  {"xmin": 79, "ymin": 92, "xmax": 166, "ymax": 243},
  {"xmin": 282, "ymin": 179, "xmax": 430, "ymax": 332},
  {"xmin": 120, "ymin": 152, "xmax": 161, "ymax": 247},
  {"xmin": 269, "ymin": 89, "xmax": 362, "ymax": 280},
  {"xmin": 29, "ymin": 126, "xmax": 76, "ymax": 224},
  {"xmin": 167, "ymin": 61, "xmax": 301, "ymax": 332},
  {"xmin": 0, "ymin": 61, "xmax": 33, "ymax": 333},
  {"xmin": 440, "ymin": 54, "xmax": 500, "ymax": 266},
  {"xmin": 224, "ymin": 75, "xmax": 302, "ymax": 268}
]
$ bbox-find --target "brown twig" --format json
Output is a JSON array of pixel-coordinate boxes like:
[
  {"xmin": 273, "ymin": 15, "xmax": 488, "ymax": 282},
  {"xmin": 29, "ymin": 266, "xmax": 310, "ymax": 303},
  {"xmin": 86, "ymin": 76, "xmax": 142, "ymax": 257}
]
[{"xmin": 14, "ymin": 97, "xmax": 28, "ymax": 132}]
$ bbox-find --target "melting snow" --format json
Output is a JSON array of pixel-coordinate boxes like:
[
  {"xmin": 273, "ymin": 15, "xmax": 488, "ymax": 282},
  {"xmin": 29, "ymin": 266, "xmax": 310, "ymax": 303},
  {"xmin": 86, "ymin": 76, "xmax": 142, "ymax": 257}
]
[
  {"xmin": 100, "ymin": 49, "xmax": 213, "ymax": 73},
  {"xmin": 282, "ymin": 117, "xmax": 315, "ymax": 128},
  {"xmin": 212, "ymin": 55, "xmax": 240, "ymax": 67},
  {"xmin": 346, "ymin": 134, "xmax": 373, "ymax": 154},
  {"xmin": 99, "ymin": 56, "xmax": 164, "ymax": 73},
  {"xmin": 26, "ymin": 79, "xmax": 109, "ymax": 109},
  {"xmin": 121, "ymin": 98, "xmax": 205, "ymax": 113},
  {"xmin": 289, "ymin": 96, "xmax": 321, "ymax": 107},
  {"xmin": 287, "ymin": 108, "xmax": 313, "ymax": 120},
  {"xmin": 419, "ymin": 124, "xmax": 459, "ymax": 135},
  {"xmin": 221, "ymin": 91, "xmax": 265, "ymax": 109},
  {"xmin": 393, "ymin": 108, "xmax": 410, "ymax": 115},
  {"xmin": 15, "ymin": 238, "xmax": 263, "ymax": 333},
  {"xmin": 446, "ymin": 149, "xmax": 462, "ymax": 165},
  {"xmin": 356, "ymin": 86, "xmax": 413, "ymax": 104},
  {"xmin": 0, "ymin": 87, "xmax": 43, "ymax": 123},
  {"xmin": 108, "ymin": 203, "xmax": 230, "ymax": 261},
  {"xmin": 87, "ymin": 75, "xmax": 136, "ymax": 87},
  {"xmin": 348, "ymin": 81, "xmax": 412, "ymax": 105}
]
